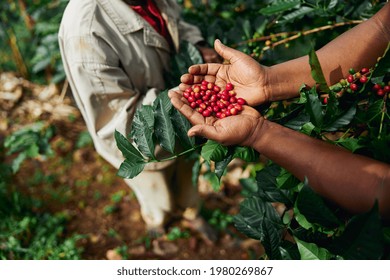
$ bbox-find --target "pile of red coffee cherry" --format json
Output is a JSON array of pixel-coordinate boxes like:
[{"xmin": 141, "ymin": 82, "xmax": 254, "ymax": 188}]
[{"xmin": 183, "ymin": 80, "xmax": 247, "ymax": 119}]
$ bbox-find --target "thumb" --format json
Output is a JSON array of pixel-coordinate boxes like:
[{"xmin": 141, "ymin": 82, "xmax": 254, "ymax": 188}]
[
  {"xmin": 188, "ymin": 124, "xmax": 218, "ymax": 140},
  {"xmin": 214, "ymin": 39, "xmax": 243, "ymax": 63}
]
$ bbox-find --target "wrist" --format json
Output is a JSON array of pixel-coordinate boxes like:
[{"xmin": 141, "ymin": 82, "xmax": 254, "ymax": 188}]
[
  {"xmin": 267, "ymin": 58, "xmax": 313, "ymax": 101},
  {"xmin": 245, "ymin": 116, "xmax": 267, "ymax": 149}
]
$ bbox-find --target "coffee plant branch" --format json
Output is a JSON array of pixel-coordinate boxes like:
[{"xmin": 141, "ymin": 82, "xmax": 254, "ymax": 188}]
[{"xmin": 232, "ymin": 19, "xmax": 364, "ymax": 58}]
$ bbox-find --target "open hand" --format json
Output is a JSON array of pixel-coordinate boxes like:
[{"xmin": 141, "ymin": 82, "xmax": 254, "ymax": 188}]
[
  {"xmin": 168, "ymin": 89, "xmax": 264, "ymax": 147},
  {"xmin": 179, "ymin": 39, "xmax": 270, "ymax": 106}
]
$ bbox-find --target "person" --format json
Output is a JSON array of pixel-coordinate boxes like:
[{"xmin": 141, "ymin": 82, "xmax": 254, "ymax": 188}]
[
  {"xmin": 58, "ymin": 0, "xmax": 221, "ymax": 240},
  {"xmin": 169, "ymin": 2, "xmax": 390, "ymax": 219}
]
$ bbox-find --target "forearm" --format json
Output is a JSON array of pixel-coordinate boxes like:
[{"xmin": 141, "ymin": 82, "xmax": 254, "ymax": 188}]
[
  {"xmin": 266, "ymin": 2, "xmax": 390, "ymax": 101},
  {"xmin": 253, "ymin": 120, "xmax": 390, "ymax": 218}
]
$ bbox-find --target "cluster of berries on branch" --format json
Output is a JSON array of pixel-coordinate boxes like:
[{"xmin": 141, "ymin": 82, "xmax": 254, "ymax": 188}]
[
  {"xmin": 322, "ymin": 67, "xmax": 390, "ymax": 104},
  {"xmin": 183, "ymin": 80, "xmax": 247, "ymax": 119}
]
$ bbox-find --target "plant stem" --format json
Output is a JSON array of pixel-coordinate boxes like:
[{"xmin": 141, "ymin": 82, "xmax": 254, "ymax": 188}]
[
  {"xmin": 148, "ymin": 145, "xmax": 203, "ymax": 163},
  {"xmin": 261, "ymin": 20, "xmax": 363, "ymax": 52},
  {"xmin": 378, "ymin": 94, "xmax": 388, "ymax": 139}
]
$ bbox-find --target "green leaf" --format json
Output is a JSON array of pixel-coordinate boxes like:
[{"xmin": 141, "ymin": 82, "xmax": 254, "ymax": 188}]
[
  {"xmin": 366, "ymin": 99, "xmax": 384, "ymax": 123},
  {"xmin": 371, "ymin": 42, "xmax": 390, "ymax": 78},
  {"xmin": 324, "ymin": 105, "xmax": 356, "ymax": 132},
  {"xmin": 284, "ymin": 112, "xmax": 310, "ymax": 131},
  {"xmin": 191, "ymin": 158, "xmax": 202, "ymax": 187},
  {"xmin": 166, "ymin": 41, "xmax": 204, "ymax": 88},
  {"xmin": 240, "ymin": 177, "xmax": 259, "ymax": 196},
  {"xmin": 215, "ymin": 153, "xmax": 233, "ymax": 180},
  {"xmin": 201, "ymin": 140, "xmax": 228, "ymax": 162},
  {"xmin": 293, "ymin": 204, "xmax": 314, "ymax": 230},
  {"xmin": 309, "ymin": 49, "xmax": 329, "ymax": 94},
  {"xmin": 139, "ymin": 105, "xmax": 154, "ymax": 129},
  {"xmin": 114, "ymin": 130, "xmax": 144, "ymax": 161},
  {"xmin": 260, "ymin": 217, "xmax": 283, "ymax": 259},
  {"xmin": 296, "ymin": 179, "xmax": 341, "ymax": 229},
  {"xmin": 256, "ymin": 164, "xmax": 294, "ymax": 206},
  {"xmin": 259, "ymin": 0, "xmax": 301, "ymax": 15},
  {"xmin": 337, "ymin": 137, "xmax": 365, "ymax": 152},
  {"xmin": 331, "ymin": 202, "xmax": 384, "ymax": 260},
  {"xmin": 234, "ymin": 197, "xmax": 281, "ymax": 241},
  {"xmin": 301, "ymin": 122, "xmax": 316, "ymax": 135},
  {"xmin": 276, "ymin": 168, "xmax": 300, "ymax": 190},
  {"xmin": 280, "ymin": 6, "xmax": 314, "ymax": 23},
  {"xmin": 295, "ymin": 238, "xmax": 332, "ymax": 260},
  {"xmin": 131, "ymin": 108, "xmax": 155, "ymax": 159},
  {"xmin": 279, "ymin": 241, "xmax": 300, "ymax": 260},
  {"xmin": 203, "ymin": 171, "xmax": 221, "ymax": 191},
  {"xmin": 117, "ymin": 159, "xmax": 146, "ymax": 179},
  {"xmin": 154, "ymin": 92, "xmax": 176, "ymax": 154},
  {"xmin": 304, "ymin": 87, "xmax": 324, "ymax": 128},
  {"xmin": 26, "ymin": 144, "xmax": 39, "ymax": 158},
  {"xmin": 170, "ymin": 108, "xmax": 195, "ymax": 150},
  {"xmin": 233, "ymin": 146, "xmax": 259, "ymax": 162}
]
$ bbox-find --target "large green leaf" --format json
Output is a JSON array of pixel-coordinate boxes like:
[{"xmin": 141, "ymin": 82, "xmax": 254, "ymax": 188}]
[
  {"xmin": 296, "ymin": 238, "xmax": 333, "ymax": 260},
  {"xmin": 260, "ymin": 217, "xmax": 283, "ymax": 259},
  {"xmin": 170, "ymin": 108, "xmax": 195, "ymax": 150},
  {"xmin": 139, "ymin": 105, "xmax": 154, "ymax": 129},
  {"xmin": 296, "ymin": 180, "xmax": 341, "ymax": 229},
  {"xmin": 276, "ymin": 168, "xmax": 300, "ymax": 190},
  {"xmin": 233, "ymin": 146, "xmax": 259, "ymax": 162},
  {"xmin": 256, "ymin": 164, "xmax": 294, "ymax": 206},
  {"xmin": 234, "ymin": 197, "xmax": 284, "ymax": 259},
  {"xmin": 114, "ymin": 130, "xmax": 144, "ymax": 161},
  {"xmin": 131, "ymin": 108, "xmax": 155, "ymax": 159},
  {"xmin": 117, "ymin": 159, "xmax": 147, "ymax": 179},
  {"xmin": 215, "ymin": 153, "xmax": 233, "ymax": 181},
  {"xmin": 154, "ymin": 92, "xmax": 176, "ymax": 154},
  {"xmin": 304, "ymin": 87, "xmax": 324, "ymax": 128},
  {"xmin": 323, "ymin": 104, "xmax": 356, "ymax": 131},
  {"xmin": 331, "ymin": 202, "xmax": 384, "ymax": 260},
  {"xmin": 234, "ymin": 197, "xmax": 281, "ymax": 241},
  {"xmin": 201, "ymin": 140, "xmax": 228, "ymax": 162}
]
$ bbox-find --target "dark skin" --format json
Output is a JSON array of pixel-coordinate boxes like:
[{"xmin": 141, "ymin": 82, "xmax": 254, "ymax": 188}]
[{"xmin": 170, "ymin": 3, "xmax": 390, "ymax": 219}]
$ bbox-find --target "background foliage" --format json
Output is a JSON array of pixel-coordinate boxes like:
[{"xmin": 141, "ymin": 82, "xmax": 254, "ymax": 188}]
[{"xmin": 1, "ymin": 0, "xmax": 389, "ymax": 260}]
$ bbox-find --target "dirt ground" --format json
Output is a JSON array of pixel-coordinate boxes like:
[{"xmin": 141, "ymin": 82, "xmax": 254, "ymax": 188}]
[{"xmin": 1, "ymin": 72, "xmax": 264, "ymax": 260}]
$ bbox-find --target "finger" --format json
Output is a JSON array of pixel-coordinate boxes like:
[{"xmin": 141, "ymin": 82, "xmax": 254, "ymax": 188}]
[
  {"xmin": 188, "ymin": 63, "xmax": 222, "ymax": 78},
  {"xmin": 169, "ymin": 90, "xmax": 205, "ymax": 126},
  {"xmin": 188, "ymin": 124, "xmax": 219, "ymax": 139},
  {"xmin": 214, "ymin": 39, "xmax": 244, "ymax": 64}
]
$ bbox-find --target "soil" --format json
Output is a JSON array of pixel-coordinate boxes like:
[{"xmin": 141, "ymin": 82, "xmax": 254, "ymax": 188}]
[{"xmin": 1, "ymin": 72, "xmax": 264, "ymax": 260}]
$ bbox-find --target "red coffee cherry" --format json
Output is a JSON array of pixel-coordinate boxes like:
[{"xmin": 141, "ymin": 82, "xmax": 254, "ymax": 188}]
[
  {"xmin": 377, "ymin": 89, "xmax": 385, "ymax": 97},
  {"xmin": 347, "ymin": 75, "xmax": 354, "ymax": 83},
  {"xmin": 225, "ymin": 83, "xmax": 234, "ymax": 91},
  {"xmin": 359, "ymin": 76, "xmax": 368, "ymax": 84},
  {"xmin": 350, "ymin": 83, "xmax": 358, "ymax": 91},
  {"xmin": 183, "ymin": 80, "xmax": 247, "ymax": 118}
]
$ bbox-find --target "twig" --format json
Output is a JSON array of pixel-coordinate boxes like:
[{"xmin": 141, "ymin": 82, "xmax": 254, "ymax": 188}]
[
  {"xmin": 262, "ymin": 20, "xmax": 363, "ymax": 52},
  {"xmin": 59, "ymin": 79, "xmax": 69, "ymax": 102}
]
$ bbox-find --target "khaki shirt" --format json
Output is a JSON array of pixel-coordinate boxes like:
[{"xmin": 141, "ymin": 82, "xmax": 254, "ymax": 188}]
[{"xmin": 58, "ymin": 0, "xmax": 204, "ymax": 170}]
